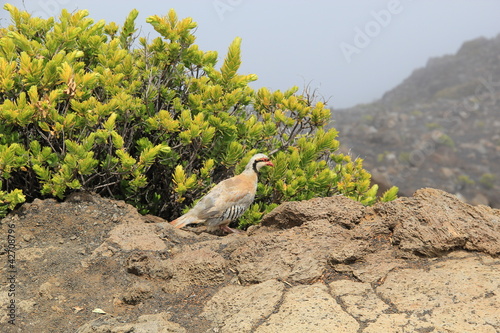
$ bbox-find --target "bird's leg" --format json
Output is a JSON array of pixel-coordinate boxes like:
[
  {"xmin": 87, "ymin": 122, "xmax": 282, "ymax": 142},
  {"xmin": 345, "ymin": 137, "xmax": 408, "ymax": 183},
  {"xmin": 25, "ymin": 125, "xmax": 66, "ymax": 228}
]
[{"xmin": 219, "ymin": 224, "xmax": 240, "ymax": 234}]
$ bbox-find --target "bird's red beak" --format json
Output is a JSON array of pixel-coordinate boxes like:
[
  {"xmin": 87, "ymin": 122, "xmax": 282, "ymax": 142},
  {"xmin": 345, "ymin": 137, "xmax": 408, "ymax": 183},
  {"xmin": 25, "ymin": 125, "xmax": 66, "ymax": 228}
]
[{"xmin": 266, "ymin": 161, "xmax": 274, "ymax": 167}]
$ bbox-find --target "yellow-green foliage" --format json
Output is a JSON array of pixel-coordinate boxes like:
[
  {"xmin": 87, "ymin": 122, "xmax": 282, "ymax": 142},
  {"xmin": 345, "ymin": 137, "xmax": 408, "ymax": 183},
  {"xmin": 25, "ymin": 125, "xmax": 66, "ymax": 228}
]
[
  {"xmin": 0, "ymin": 5, "xmax": 397, "ymax": 224},
  {"xmin": 479, "ymin": 173, "xmax": 496, "ymax": 190}
]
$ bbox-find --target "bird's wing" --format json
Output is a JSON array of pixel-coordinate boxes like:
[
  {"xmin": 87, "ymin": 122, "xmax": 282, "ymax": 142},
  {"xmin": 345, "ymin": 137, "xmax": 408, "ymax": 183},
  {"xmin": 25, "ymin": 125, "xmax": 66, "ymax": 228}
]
[{"xmin": 194, "ymin": 174, "xmax": 256, "ymax": 220}]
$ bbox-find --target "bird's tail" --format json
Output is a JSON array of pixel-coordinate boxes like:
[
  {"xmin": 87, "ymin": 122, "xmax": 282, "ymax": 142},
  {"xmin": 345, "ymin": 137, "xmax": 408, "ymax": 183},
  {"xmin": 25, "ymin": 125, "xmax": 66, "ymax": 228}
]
[{"xmin": 169, "ymin": 213, "xmax": 201, "ymax": 229}]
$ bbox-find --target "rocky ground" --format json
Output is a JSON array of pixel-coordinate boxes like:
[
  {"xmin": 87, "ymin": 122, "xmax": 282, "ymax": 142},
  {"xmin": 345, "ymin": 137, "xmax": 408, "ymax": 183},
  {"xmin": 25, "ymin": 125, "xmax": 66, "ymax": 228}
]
[{"xmin": 1, "ymin": 188, "xmax": 500, "ymax": 332}]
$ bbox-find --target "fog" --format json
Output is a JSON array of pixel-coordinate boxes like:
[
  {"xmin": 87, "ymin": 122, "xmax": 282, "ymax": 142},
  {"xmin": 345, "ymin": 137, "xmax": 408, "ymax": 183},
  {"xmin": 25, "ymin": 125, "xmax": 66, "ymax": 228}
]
[{"xmin": 2, "ymin": 0, "xmax": 500, "ymax": 108}]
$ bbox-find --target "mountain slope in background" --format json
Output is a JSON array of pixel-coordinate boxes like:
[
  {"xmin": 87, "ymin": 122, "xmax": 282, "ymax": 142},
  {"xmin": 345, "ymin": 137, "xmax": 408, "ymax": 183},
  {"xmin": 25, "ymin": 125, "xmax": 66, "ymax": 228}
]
[{"xmin": 332, "ymin": 34, "xmax": 500, "ymax": 207}]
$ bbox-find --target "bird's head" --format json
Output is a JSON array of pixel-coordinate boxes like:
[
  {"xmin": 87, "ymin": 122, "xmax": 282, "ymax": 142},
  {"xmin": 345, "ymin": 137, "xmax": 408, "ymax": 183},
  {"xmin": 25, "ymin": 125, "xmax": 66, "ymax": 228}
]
[{"xmin": 246, "ymin": 153, "xmax": 274, "ymax": 173}]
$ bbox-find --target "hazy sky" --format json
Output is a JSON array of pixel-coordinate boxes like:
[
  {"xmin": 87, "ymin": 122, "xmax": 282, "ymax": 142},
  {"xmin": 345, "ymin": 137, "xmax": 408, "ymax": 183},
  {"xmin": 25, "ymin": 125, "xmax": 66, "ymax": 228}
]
[{"xmin": 1, "ymin": 1, "xmax": 500, "ymax": 108}]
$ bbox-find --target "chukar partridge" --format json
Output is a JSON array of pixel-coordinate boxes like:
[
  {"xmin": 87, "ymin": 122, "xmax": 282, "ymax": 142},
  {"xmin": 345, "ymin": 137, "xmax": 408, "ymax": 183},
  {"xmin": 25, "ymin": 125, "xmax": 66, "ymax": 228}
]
[{"xmin": 170, "ymin": 153, "xmax": 274, "ymax": 233}]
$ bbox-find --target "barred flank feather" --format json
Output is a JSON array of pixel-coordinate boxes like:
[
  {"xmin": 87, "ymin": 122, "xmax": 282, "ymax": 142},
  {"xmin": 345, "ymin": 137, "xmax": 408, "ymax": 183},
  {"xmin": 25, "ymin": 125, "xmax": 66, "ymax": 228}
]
[{"xmin": 221, "ymin": 205, "xmax": 246, "ymax": 223}]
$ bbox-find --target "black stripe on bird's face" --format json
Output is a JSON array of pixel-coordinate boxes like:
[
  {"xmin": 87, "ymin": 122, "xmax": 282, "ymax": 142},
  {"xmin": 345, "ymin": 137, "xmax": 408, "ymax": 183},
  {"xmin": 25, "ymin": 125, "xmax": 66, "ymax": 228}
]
[{"xmin": 252, "ymin": 157, "xmax": 271, "ymax": 173}]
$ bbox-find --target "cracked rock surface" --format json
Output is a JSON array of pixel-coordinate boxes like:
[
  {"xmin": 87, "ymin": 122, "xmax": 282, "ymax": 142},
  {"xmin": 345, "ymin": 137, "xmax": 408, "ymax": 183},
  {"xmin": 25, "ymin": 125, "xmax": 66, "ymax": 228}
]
[{"xmin": 1, "ymin": 188, "xmax": 499, "ymax": 332}]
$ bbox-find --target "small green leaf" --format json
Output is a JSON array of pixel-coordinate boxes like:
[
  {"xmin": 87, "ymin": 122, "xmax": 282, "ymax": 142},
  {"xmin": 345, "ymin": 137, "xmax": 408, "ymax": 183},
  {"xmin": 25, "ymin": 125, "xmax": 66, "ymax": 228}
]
[{"xmin": 103, "ymin": 113, "xmax": 117, "ymax": 131}]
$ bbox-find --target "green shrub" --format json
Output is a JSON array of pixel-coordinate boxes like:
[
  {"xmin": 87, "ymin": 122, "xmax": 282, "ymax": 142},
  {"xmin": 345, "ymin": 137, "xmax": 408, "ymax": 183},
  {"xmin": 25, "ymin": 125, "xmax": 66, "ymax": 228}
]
[
  {"xmin": 456, "ymin": 175, "xmax": 475, "ymax": 188},
  {"xmin": 479, "ymin": 173, "xmax": 496, "ymax": 189},
  {"xmin": 0, "ymin": 5, "xmax": 397, "ymax": 225},
  {"xmin": 425, "ymin": 122, "xmax": 442, "ymax": 130},
  {"xmin": 435, "ymin": 133, "xmax": 455, "ymax": 149},
  {"xmin": 398, "ymin": 151, "xmax": 411, "ymax": 164}
]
